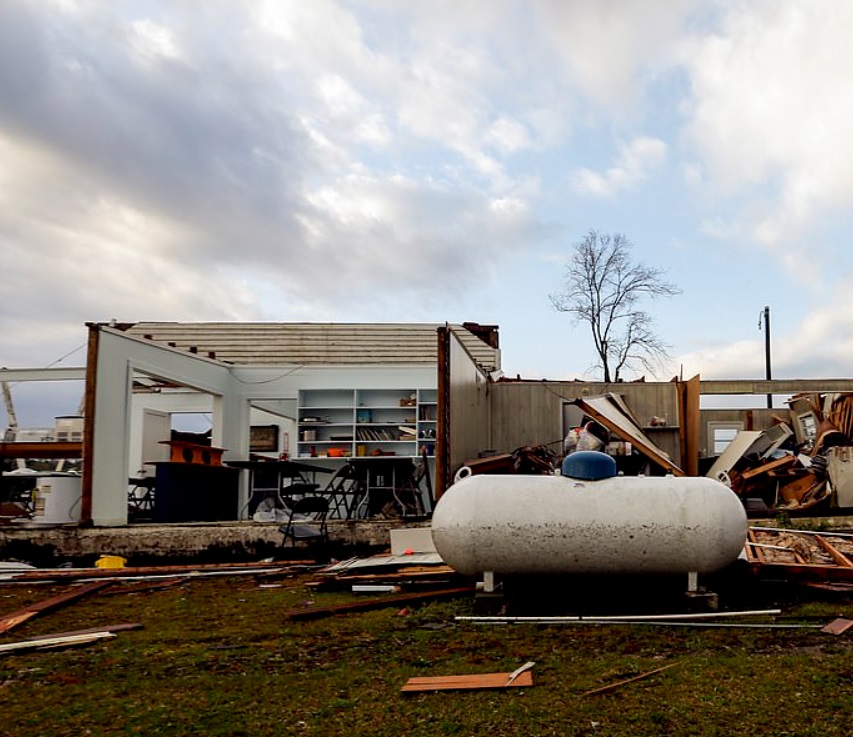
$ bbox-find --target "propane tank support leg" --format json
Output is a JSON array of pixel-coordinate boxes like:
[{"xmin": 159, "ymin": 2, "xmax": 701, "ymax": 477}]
[
  {"xmin": 687, "ymin": 571, "xmax": 698, "ymax": 593},
  {"xmin": 483, "ymin": 571, "xmax": 496, "ymax": 593}
]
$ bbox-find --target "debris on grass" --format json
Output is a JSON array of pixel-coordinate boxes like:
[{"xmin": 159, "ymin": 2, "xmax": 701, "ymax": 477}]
[
  {"xmin": 581, "ymin": 662, "xmax": 681, "ymax": 697},
  {"xmin": 820, "ymin": 617, "xmax": 853, "ymax": 635},
  {"xmin": 0, "ymin": 580, "xmax": 113, "ymax": 634},
  {"xmin": 285, "ymin": 586, "xmax": 475, "ymax": 621},
  {"xmin": 6, "ymin": 560, "xmax": 311, "ymax": 583},
  {"xmin": 401, "ymin": 662, "xmax": 535, "ymax": 693},
  {"xmin": 745, "ymin": 527, "xmax": 853, "ymax": 582},
  {"xmin": 0, "ymin": 631, "xmax": 117, "ymax": 655},
  {"xmin": 308, "ymin": 552, "xmax": 464, "ymax": 591}
]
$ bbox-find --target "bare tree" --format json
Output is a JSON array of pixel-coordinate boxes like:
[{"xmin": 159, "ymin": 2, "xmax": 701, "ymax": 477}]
[{"xmin": 550, "ymin": 230, "xmax": 681, "ymax": 382}]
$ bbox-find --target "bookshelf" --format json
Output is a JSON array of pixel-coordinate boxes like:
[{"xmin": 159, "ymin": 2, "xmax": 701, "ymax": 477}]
[{"xmin": 297, "ymin": 388, "xmax": 437, "ymax": 459}]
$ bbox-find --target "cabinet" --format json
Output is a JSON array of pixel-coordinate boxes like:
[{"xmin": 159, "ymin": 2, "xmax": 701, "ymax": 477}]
[
  {"xmin": 297, "ymin": 388, "xmax": 437, "ymax": 459},
  {"xmin": 152, "ymin": 463, "xmax": 240, "ymax": 522}
]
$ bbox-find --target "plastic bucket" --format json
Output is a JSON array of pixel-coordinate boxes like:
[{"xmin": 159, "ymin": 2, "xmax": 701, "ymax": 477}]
[{"xmin": 32, "ymin": 475, "xmax": 82, "ymax": 524}]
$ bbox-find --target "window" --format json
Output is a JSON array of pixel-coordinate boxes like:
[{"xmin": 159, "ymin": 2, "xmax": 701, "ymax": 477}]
[{"xmin": 708, "ymin": 422, "xmax": 744, "ymax": 455}]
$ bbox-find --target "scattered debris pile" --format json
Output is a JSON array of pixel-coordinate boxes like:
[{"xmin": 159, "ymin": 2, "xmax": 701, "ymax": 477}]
[
  {"xmin": 744, "ymin": 526, "xmax": 853, "ymax": 585},
  {"xmin": 455, "ymin": 445, "xmax": 559, "ymax": 479},
  {"xmin": 708, "ymin": 392, "xmax": 853, "ymax": 515},
  {"xmin": 306, "ymin": 551, "xmax": 465, "ymax": 592}
]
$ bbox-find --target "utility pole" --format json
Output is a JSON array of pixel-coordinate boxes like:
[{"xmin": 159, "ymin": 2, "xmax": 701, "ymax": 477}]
[{"xmin": 760, "ymin": 306, "xmax": 772, "ymax": 409}]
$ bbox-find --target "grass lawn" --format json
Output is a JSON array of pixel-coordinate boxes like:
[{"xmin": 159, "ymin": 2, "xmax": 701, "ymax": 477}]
[{"xmin": 1, "ymin": 568, "xmax": 851, "ymax": 736}]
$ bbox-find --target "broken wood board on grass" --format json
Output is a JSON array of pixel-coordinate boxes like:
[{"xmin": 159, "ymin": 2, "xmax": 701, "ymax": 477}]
[
  {"xmin": 821, "ymin": 617, "xmax": 853, "ymax": 635},
  {"xmin": 0, "ymin": 632, "xmax": 116, "ymax": 656},
  {"xmin": 582, "ymin": 662, "xmax": 680, "ymax": 697},
  {"xmin": 7, "ymin": 560, "xmax": 309, "ymax": 583},
  {"xmin": 402, "ymin": 671, "xmax": 533, "ymax": 693},
  {"xmin": 0, "ymin": 580, "xmax": 113, "ymax": 634},
  {"xmin": 286, "ymin": 586, "xmax": 474, "ymax": 620}
]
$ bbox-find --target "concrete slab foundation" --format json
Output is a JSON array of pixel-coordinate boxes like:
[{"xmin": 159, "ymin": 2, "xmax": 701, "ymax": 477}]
[{"xmin": 0, "ymin": 519, "xmax": 431, "ymax": 566}]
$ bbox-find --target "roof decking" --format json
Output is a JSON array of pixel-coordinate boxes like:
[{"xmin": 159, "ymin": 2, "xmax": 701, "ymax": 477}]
[{"xmin": 120, "ymin": 322, "xmax": 500, "ymax": 371}]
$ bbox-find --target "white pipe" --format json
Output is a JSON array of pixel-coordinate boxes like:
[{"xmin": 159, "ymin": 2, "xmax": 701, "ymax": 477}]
[
  {"xmin": 752, "ymin": 526, "xmax": 853, "ymax": 539},
  {"xmin": 456, "ymin": 608, "xmax": 782, "ymax": 623},
  {"xmin": 461, "ymin": 619, "xmax": 819, "ymax": 629}
]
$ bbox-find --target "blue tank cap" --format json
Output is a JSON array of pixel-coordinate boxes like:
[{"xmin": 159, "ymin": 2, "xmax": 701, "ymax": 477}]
[{"xmin": 561, "ymin": 450, "xmax": 617, "ymax": 480}]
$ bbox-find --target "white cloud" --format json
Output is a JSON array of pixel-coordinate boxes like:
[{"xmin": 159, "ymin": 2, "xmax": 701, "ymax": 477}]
[
  {"xmin": 6, "ymin": 0, "xmax": 853, "ymax": 394},
  {"xmin": 484, "ymin": 116, "xmax": 532, "ymax": 156},
  {"xmin": 572, "ymin": 136, "xmax": 667, "ymax": 197},
  {"xmin": 130, "ymin": 19, "xmax": 186, "ymax": 63},
  {"xmin": 679, "ymin": 2, "xmax": 853, "ymax": 251},
  {"xmin": 532, "ymin": 0, "xmax": 697, "ymax": 109}
]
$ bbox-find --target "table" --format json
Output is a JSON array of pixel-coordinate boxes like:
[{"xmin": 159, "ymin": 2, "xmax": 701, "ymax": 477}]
[
  {"xmin": 345, "ymin": 457, "xmax": 425, "ymax": 519},
  {"xmin": 226, "ymin": 459, "xmax": 333, "ymax": 517}
]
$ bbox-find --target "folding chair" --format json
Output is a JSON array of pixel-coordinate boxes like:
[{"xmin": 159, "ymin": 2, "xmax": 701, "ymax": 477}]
[
  {"xmin": 321, "ymin": 462, "xmax": 365, "ymax": 519},
  {"xmin": 278, "ymin": 495, "xmax": 329, "ymax": 548},
  {"xmin": 128, "ymin": 476, "xmax": 156, "ymax": 519}
]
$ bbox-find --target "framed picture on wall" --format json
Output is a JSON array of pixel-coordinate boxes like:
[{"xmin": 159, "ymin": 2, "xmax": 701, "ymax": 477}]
[{"xmin": 250, "ymin": 425, "xmax": 279, "ymax": 453}]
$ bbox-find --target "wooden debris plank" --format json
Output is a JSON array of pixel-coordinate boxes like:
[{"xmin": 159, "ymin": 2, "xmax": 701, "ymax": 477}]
[
  {"xmin": 0, "ymin": 581, "xmax": 113, "ymax": 634},
  {"xmin": 285, "ymin": 586, "xmax": 474, "ymax": 620},
  {"xmin": 778, "ymin": 475, "xmax": 814, "ymax": 504},
  {"xmin": 801, "ymin": 581, "xmax": 853, "ymax": 593},
  {"xmin": 749, "ymin": 561, "xmax": 853, "ymax": 582},
  {"xmin": 401, "ymin": 671, "xmax": 533, "ymax": 693},
  {"xmin": 25, "ymin": 622, "xmax": 143, "ymax": 641},
  {"xmin": 10, "ymin": 561, "xmax": 307, "ymax": 582},
  {"xmin": 0, "ymin": 632, "xmax": 116, "ymax": 655},
  {"xmin": 746, "ymin": 529, "xmax": 765, "ymax": 563},
  {"xmin": 821, "ymin": 618, "xmax": 853, "ymax": 635},
  {"xmin": 740, "ymin": 455, "xmax": 797, "ymax": 481},
  {"xmin": 109, "ymin": 577, "xmax": 188, "ymax": 594},
  {"xmin": 815, "ymin": 536, "xmax": 853, "ymax": 568},
  {"xmin": 582, "ymin": 662, "xmax": 680, "ymax": 697},
  {"xmin": 332, "ymin": 568, "xmax": 458, "ymax": 582}
]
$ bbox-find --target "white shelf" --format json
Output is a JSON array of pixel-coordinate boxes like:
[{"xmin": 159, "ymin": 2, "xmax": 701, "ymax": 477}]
[{"xmin": 298, "ymin": 388, "xmax": 436, "ymax": 458}]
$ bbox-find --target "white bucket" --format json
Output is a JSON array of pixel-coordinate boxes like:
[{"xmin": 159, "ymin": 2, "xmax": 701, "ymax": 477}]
[{"xmin": 32, "ymin": 475, "xmax": 83, "ymax": 524}]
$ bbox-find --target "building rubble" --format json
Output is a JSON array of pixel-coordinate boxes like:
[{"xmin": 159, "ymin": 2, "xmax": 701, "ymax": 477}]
[{"xmin": 707, "ymin": 392, "xmax": 853, "ymax": 516}]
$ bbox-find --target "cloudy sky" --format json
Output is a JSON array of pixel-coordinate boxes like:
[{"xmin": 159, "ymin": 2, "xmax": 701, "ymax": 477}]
[{"xmin": 3, "ymin": 0, "xmax": 853, "ymax": 425}]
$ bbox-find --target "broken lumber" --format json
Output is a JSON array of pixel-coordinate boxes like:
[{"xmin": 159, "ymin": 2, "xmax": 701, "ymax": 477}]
[
  {"xmin": 815, "ymin": 536, "xmax": 853, "ymax": 568},
  {"xmin": 285, "ymin": 586, "xmax": 474, "ymax": 621},
  {"xmin": 582, "ymin": 662, "xmax": 680, "ymax": 697},
  {"xmin": 25, "ymin": 622, "xmax": 143, "ymax": 641},
  {"xmin": 0, "ymin": 632, "xmax": 116, "ymax": 656},
  {"xmin": 821, "ymin": 618, "xmax": 853, "ymax": 635},
  {"xmin": 8, "ymin": 560, "xmax": 308, "ymax": 583},
  {"xmin": 0, "ymin": 581, "xmax": 113, "ymax": 634}
]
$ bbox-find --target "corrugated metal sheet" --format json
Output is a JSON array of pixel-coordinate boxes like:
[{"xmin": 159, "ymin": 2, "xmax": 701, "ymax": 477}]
[{"xmin": 120, "ymin": 322, "xmax": 500, "ymax": 371}]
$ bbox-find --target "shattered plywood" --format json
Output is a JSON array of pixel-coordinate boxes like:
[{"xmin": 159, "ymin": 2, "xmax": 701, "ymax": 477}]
[{"xmin": 574, "ymin": 394, "xmax": 684, "ymax": 476}]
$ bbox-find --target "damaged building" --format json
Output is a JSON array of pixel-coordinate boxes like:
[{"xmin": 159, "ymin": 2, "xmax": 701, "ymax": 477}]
[{"xmin": 3, "ymin": 321, "xmax": 853, "ymax": 537}]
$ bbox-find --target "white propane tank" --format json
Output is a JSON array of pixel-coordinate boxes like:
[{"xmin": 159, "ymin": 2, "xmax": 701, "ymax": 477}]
[{"xmin": 431, "ymin": 472, "xmax": 747, "ymax": 577}]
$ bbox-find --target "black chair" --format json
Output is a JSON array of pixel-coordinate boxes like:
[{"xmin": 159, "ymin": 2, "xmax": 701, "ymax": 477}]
[
  {"xmin": 322, "ymin": 462, "xmax": 366, "ymax": 519},
  {"xmin": 128, "ymin": 476, "xmax": 156, "ymax": 519},
  {"xmin": 393, "ymin": 451, "xmax": 431, "ymax": 518},
  {"xmin": 278, "ymin": 495, "xmax": 329, "ymax": 548}
]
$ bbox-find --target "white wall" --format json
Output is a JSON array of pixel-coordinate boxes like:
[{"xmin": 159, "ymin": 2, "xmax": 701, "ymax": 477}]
[{"xmin": 91, "ymin": 327, "xmax": 437, "ymax": 525}]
